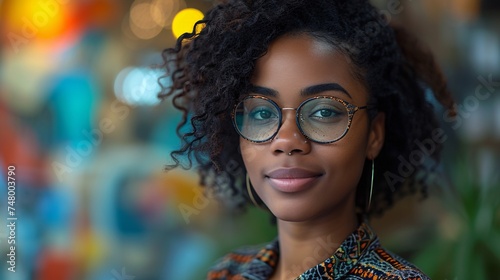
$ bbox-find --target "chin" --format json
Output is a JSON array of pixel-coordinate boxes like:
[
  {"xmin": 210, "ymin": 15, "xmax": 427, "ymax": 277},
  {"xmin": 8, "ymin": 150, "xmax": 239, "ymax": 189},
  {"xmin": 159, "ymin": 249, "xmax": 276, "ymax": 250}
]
[{"xmin": 265, "ymin": 200, "xmax": 318, "ymax": 223}]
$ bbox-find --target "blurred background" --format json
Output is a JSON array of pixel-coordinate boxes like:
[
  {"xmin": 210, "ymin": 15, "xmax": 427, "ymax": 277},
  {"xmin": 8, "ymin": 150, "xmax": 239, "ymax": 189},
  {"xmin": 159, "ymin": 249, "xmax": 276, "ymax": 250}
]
[{"xmin": 0, "ymin": 0, "xmax": 499, "ymax": 279}]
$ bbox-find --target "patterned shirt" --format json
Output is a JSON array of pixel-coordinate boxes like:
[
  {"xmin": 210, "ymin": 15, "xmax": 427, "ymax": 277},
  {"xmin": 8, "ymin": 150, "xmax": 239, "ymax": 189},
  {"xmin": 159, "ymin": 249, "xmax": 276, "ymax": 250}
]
[{"xmin": 207, "ymin": 222, "xmax": 429, "ymax": 279}]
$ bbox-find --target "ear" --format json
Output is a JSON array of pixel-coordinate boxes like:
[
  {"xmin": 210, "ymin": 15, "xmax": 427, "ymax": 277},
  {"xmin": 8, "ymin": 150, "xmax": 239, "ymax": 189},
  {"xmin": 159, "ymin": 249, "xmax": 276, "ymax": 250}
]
[{"xmin": 366, "ymin": 112, "xmax": 385, "ymax": 160}]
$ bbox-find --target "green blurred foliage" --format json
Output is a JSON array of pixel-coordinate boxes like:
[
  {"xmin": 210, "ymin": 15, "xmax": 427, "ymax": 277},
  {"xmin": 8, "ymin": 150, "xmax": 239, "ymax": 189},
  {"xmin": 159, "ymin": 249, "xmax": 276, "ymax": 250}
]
[{"xmin": 413, "ymin": 147, "xmax": 500, "ymax": 279}]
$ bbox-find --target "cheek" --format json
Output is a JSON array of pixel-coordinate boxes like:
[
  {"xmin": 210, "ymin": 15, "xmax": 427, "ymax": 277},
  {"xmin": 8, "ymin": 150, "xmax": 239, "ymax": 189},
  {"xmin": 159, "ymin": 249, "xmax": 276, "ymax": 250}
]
[
  {"xmin": 322, "ymin": 130, "xmax": 370, "ymax": 186},
  {"xmin": 340, "ymin": 117, "xmax": 371, "ymax": 161},
  {"xmin": 320, "ymin": 144, "xmax": 365, "ymax": 180},
  {"xmin": 239, "ymin": 139, "xmax": 264, "ymax": 174}
]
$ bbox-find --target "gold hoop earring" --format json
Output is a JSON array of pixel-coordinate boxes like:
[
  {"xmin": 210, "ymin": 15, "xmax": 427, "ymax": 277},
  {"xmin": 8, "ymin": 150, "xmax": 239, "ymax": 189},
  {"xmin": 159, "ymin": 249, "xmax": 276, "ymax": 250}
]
[
  {"xmin": 367, "ymin": 160, "xmax": 374, "ymax": 212},
  {"xmin": 246, "ymin": 174, "xmax": 263, "ymax": 208}
]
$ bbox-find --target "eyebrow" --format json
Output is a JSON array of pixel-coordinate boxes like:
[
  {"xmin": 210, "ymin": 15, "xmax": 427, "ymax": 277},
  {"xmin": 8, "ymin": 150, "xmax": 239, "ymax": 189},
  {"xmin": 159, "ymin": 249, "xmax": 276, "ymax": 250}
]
[{"xmin": 250, "ymin": 83, "xmax": 352, "ymax": 98}]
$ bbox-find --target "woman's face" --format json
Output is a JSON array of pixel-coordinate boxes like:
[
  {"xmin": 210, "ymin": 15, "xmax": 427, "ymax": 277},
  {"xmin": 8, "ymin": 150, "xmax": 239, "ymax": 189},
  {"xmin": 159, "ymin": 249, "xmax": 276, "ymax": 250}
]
[{"xmin": 240, "ymin": 34, "xmax": 384, "ymax": 222}]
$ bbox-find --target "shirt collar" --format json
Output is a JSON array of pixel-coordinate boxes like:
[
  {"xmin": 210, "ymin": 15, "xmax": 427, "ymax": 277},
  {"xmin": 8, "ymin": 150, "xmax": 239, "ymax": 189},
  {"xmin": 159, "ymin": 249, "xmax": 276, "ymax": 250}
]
[{"xmin": 242, "ymin": 222, "xmax": 379, "ymax": 280}]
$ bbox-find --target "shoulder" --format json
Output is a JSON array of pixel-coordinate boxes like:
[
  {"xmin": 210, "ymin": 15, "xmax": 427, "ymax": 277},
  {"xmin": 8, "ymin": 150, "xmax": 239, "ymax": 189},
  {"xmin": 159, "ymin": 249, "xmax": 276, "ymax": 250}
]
[
  {"xmin": 206, "ymin": 245, "xmax": 261, "ymax": 280},
  {"xmin": 349, "ymin": 246, "xmax": 430, "ymax": 280}
]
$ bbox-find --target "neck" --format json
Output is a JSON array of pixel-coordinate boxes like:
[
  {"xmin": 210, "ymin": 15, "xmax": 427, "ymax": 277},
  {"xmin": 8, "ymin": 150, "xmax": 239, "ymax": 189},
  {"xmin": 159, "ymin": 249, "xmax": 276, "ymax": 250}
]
[{"xmin": 271, "ymin": 208, "xmax": 358, "ymax": 279}]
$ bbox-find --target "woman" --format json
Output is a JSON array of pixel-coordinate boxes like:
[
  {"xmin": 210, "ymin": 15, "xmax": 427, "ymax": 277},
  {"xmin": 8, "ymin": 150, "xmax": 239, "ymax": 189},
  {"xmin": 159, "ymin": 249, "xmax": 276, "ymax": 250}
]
[{"xmin": 159, "ymin": 0, "xmax": 456, "ymax": 279}]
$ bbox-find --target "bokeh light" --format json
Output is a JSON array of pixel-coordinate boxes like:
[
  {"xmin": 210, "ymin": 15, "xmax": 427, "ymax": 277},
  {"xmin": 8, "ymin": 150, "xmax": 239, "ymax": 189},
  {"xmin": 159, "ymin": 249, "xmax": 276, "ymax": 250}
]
[
  {"xmin": 2, "ymin": 0, "xmax": 69, "ymax": 40},
  {"xmin": 130, "ymin": 1, "xmax": 158, "ymax": 30},
  {"xmin": 171, "ymin": 8, "xmax": 204, "ymax": 39},
  {"xmin": 129, "ymin": 18, "xmax": 163, "ymax": 40},
  {"xmin": 114, "ymin": 66, "xmax": 168, "ymax": 106},
  {"xmin": 126, "ymin": 0, "xmax": 186, "ymax": 40},
  {"xmin": 151, "ymin": 0, "xmax": 183, "ymax": 28},
  {"xmin": 129, "ymin": 1, "xmax": 163, "ymax": 40}
]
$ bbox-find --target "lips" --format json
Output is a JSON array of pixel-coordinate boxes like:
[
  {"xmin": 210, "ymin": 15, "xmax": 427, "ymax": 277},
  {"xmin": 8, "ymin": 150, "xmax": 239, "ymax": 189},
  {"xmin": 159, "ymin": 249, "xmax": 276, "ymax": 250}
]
[{"xmin": 266, "ymin": 168, "xmax": 322, "ymax": 193}]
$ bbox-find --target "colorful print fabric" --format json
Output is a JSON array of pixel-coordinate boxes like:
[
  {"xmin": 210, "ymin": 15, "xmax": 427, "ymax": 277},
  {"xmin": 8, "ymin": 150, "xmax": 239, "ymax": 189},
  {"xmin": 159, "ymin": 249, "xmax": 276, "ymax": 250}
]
[{"xmin": 207, "ymin": 222, "xmax": 429, "ymax": 279}]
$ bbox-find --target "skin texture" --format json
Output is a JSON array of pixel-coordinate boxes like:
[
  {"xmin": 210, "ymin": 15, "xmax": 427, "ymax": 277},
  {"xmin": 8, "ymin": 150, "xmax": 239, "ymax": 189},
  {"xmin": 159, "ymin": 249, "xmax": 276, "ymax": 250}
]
[{"xmin": 240, "ymin": 33, "xmax": 385, "ymax": 279}]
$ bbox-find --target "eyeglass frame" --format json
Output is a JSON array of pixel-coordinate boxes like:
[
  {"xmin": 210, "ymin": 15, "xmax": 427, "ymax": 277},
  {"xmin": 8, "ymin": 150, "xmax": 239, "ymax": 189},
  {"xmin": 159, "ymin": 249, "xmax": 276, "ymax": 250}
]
[{"xmin": 231, "ymin": 95, "xmax": 369, "ymax": 144}]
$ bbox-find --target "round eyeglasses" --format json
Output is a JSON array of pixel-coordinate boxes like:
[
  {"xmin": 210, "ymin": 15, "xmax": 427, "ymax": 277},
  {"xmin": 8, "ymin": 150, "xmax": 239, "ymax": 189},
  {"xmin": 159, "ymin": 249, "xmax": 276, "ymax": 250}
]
[{"xmin": 231, "ymin": 95, "xmax": 368, "ymax": 144}]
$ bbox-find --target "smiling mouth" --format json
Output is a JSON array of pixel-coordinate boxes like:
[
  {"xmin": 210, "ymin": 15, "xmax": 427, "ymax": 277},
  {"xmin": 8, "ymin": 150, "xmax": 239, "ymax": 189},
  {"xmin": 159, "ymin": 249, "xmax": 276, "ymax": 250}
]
[
  {"xmin": 265, "ymin": 168, "xmax": 323, "ymax": 193},
  {"xmin": 267, "ymin": 177, "xmax": 321, "ymax": 193}
]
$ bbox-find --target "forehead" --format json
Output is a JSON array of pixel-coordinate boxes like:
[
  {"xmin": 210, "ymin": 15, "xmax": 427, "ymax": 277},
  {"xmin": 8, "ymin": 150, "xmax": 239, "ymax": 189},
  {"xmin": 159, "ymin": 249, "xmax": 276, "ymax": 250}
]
[{"xmin": 251, "ymin": 33, "xmax": 367, "ymax": 104}]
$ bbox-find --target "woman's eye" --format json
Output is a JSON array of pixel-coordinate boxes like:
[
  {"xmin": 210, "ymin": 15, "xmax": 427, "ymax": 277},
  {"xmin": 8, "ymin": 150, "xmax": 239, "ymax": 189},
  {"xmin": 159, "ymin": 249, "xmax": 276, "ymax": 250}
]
[
  {"xmin": 312, "ymin": 109, "xmax": 334, "ymax": 118},
  {"xmin": 250, "ymin": 108, "xmax": 276, "ymax": 120},
  {"xmin": 310, "ymin": 108, "xmax": 340, "ymax": 119}
]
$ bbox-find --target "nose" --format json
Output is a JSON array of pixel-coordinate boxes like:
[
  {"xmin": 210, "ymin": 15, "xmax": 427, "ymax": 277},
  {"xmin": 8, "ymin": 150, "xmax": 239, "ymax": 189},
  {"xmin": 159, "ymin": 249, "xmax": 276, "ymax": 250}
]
[{"xmin": 270, "ymin": 109, "xmax": 311, "ymax": 156}]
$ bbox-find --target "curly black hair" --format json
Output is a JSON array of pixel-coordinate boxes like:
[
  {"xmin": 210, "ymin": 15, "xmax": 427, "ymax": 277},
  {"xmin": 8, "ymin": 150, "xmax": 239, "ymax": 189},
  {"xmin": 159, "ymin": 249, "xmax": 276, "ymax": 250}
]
[{"xmin": 158, "ymin": 0, "xmax": 456, "ymax": 216}]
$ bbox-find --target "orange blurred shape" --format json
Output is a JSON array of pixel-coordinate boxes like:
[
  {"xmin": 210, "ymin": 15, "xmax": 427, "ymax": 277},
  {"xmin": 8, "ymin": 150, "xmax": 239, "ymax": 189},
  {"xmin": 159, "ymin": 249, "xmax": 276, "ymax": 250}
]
[
  {"xmin": 1, "ymin": 0, "xmax": 120, "ymax": 42},
  {"xmin": 2, "ymin": 0, "xmax": 70, "ymax": 41},
  {"xmin": 36, "ymin": 249, "xmax": 76, "ymax": 280}
]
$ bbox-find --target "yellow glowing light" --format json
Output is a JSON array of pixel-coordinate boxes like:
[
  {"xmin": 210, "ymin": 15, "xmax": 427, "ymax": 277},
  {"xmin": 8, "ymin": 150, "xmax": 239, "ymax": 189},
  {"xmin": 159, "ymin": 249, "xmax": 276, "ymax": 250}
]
[
  {"xmin": 4, "ymin": 0, "xmax": 68, "ymax": 40},
  {"xmin": 171, "ymin": 8, "xmax": 204, "ymax": 39}
]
